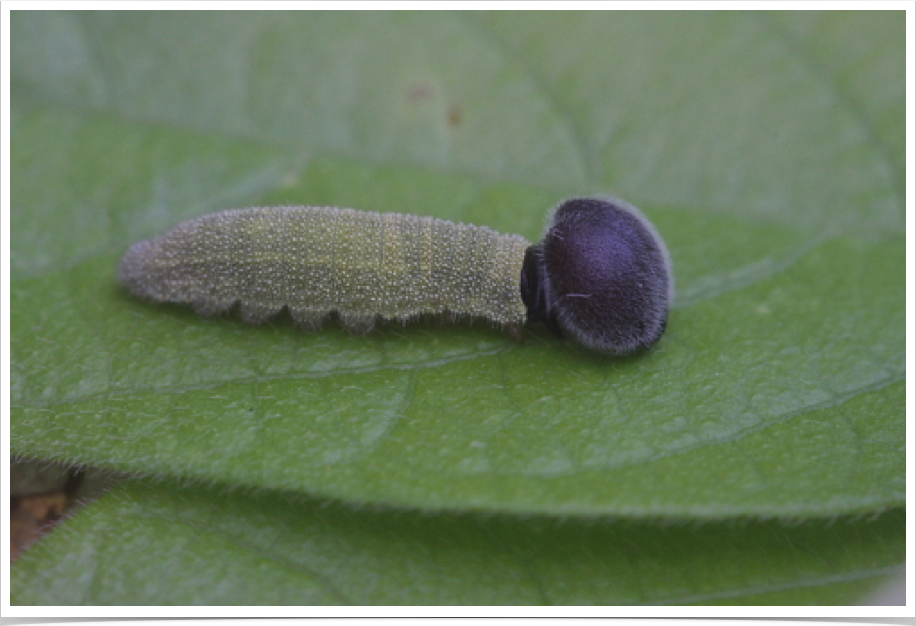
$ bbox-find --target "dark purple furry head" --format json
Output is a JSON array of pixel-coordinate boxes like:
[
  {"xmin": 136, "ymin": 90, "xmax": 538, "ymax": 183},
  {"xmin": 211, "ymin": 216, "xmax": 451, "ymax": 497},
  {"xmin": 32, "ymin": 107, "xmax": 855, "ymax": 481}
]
[{"xmin": 521, "ymin": 197, "xmax": 672, "ymax": 355}]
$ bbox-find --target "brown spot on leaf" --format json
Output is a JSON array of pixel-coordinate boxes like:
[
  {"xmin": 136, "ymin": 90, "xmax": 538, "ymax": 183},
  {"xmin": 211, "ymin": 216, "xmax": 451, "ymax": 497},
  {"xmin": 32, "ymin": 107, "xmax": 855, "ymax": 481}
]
[
  {"xmin": 407, "ymin": 83, "xmax": 434, "ymax": 104},
  {"xmin": 447, "ymin": 105, "xmax": 464, "ymax": 129}
]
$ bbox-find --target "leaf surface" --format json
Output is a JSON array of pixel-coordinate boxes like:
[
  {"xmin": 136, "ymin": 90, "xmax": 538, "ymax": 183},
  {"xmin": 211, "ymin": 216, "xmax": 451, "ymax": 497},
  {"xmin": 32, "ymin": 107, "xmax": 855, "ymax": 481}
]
[{"xmin": 11, "ymin": 12, "xmax": 904, "ymax": 517}]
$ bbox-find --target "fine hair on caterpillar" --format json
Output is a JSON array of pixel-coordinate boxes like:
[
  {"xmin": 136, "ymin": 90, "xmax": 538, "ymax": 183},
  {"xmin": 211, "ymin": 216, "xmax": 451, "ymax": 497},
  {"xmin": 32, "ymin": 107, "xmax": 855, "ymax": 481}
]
[{"xmin": 119, "ymin": 197, "xmax": 673, "ymax": 355}]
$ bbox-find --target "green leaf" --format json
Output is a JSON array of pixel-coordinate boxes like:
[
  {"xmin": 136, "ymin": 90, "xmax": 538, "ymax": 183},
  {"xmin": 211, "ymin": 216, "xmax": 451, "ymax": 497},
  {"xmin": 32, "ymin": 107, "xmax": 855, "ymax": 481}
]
[
  {"xmin": 11, "ymin": 11, "xmax": 904, "ymax": 518},
  {"xmin": 10, "ymin": 480, "xmax": 905, "ymax": 605}
]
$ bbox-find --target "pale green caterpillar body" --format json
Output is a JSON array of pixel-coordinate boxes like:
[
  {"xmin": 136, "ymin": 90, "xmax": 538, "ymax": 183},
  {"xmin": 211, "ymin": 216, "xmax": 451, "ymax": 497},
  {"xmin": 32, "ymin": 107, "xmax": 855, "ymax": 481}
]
[
  {"xmin": 120, "ymin": 198, "xmax": 673, "ymax": 355},
  {"xmin": 119, "ymin": 206, "xmax": 530, "ymax": 333}
]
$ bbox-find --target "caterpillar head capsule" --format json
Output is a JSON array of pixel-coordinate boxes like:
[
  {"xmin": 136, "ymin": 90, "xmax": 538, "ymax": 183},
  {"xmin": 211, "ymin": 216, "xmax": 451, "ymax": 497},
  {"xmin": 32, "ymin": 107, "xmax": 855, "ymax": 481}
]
[{"xmin": 520, "ymin": 197, "xmax": 673, "ymax": 356}]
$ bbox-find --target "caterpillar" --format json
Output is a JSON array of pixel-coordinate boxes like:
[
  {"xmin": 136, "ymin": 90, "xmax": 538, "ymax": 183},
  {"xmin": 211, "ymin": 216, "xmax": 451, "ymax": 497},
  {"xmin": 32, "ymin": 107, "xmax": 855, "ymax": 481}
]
[{"xmin": 118, "ymin": 197, "xmax": 672, "ymax": 355}]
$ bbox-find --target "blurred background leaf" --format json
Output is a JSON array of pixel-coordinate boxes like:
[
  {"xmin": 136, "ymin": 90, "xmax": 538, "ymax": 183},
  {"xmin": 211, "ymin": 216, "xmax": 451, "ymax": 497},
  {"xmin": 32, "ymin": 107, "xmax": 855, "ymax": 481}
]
[
  {"xmin": 10, "ymin": 479, "xmax": 905, "ymax": 605},
  {"xmin": 10, "ymin": 11, "xmax": 904, "ymax": 604}
]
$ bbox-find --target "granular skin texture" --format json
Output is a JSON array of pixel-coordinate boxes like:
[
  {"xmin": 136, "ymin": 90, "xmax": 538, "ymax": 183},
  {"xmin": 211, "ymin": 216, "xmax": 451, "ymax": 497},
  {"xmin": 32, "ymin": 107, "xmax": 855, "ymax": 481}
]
[{"xmin": 118, "ymin": 206, "xmax": 531, "ymax": 332}]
